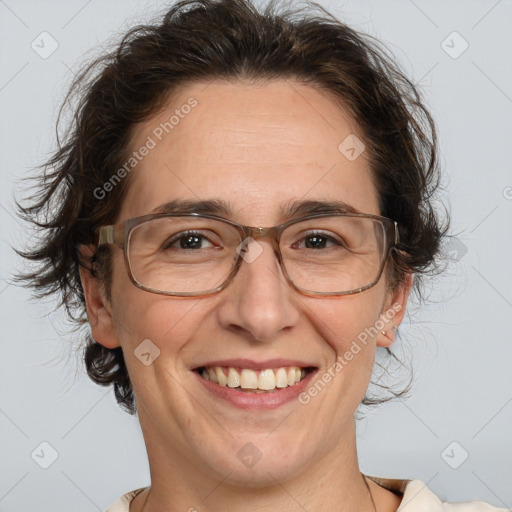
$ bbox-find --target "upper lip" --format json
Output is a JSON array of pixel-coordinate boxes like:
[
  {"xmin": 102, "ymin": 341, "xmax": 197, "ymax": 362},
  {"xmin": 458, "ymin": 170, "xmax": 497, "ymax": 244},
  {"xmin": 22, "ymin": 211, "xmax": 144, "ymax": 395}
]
[{"xmin": 192, "ymin": 358, "xmax": 317, "ymax": 371}]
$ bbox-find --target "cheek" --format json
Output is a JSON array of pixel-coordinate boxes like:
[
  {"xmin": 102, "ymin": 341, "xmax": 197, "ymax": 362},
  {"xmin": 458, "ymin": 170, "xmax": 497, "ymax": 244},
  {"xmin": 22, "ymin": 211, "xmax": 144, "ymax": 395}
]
[
  {"xmin": 112, "ymin": 289, "xmax": 202, "ymax": 349},
  {"xmin": 108, "ymin": 249, "xmax": 196, "ymax": 346},
  {"xmin": 110, "ymin": 292, "xmax": 207, "ymax": 403},
  {"xmin": 294, "ymin": 291, "xmax": 385, "ymax": 432},
  {"xmin": 313, "ymin": 289, "xmax": 383, "ymax": 351},
  {"xmin": 305, "ymin": 288, "xmax": 385, "ymax": 401}
]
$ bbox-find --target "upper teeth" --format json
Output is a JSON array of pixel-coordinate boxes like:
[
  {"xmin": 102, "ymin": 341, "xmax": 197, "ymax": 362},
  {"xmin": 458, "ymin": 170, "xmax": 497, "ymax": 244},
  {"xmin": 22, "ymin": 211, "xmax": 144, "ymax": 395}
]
[{"xmin": 200, "ymin": 366, "xmax": 306, "ymax": 390}]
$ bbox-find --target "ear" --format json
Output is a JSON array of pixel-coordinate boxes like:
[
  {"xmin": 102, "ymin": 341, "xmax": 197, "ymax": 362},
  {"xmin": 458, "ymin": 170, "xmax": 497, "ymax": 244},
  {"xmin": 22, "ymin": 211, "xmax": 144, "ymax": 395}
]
[
  {"xmin": 78, "ymin": 244, "xmax": 120, "ymax": 349},
  {"xmin": 376, "ymin": 272, "xmax": 414, "ymax": 348}
]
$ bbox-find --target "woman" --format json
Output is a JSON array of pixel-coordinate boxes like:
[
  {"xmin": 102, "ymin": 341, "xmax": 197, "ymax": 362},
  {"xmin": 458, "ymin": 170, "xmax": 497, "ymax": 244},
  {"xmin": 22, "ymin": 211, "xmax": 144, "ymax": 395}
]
[{"xmin": 17, "ymin": 0, "xmax": 507, "ymax": 511}]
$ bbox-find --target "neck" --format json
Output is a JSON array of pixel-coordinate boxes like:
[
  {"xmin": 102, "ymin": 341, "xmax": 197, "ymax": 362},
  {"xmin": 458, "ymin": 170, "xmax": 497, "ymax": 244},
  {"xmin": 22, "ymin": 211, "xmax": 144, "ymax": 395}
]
[{"xmin": 131, "ymin": 415, "xmax": 380, "ymax": 512}]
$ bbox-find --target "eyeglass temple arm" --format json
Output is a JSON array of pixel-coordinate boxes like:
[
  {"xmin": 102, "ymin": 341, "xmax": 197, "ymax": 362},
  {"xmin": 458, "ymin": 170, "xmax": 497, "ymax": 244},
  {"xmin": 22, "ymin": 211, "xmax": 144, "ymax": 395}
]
[
  {"xmin": 96, "ymin": 225, "xmax": 126, "ymax": 248},
  {"xmin": 97, "ymin": 225, "xmax": 114, "ymax": 246},
  {"xmin": 393, "ymin": 221, "xmax": 399, "ymax": 245}
]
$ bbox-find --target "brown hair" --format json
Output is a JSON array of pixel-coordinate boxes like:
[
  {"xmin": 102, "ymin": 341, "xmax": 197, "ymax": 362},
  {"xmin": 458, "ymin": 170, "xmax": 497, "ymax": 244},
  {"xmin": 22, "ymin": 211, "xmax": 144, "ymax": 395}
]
[{"xmin": 17, "ymin": 0, "xmax": 447, "ymax": 415}]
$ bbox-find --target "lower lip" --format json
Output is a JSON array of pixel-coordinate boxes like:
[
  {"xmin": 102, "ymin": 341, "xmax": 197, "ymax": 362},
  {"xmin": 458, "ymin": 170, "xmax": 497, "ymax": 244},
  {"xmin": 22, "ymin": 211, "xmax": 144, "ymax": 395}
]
[{"xmin": 194, "ymin": 370, "xmax": 318, "ymax": 410}]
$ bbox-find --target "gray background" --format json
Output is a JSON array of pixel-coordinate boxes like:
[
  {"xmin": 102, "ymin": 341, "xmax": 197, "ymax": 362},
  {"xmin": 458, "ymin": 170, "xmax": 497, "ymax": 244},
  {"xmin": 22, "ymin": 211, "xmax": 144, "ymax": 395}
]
[{"xmin": 0, "ymin": 0, "xmax": 511, "ymax": 510}]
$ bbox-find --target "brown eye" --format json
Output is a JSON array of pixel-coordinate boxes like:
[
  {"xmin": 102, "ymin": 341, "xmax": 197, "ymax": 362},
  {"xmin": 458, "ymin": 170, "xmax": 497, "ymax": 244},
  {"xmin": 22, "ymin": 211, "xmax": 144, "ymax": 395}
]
[
  {"xmin": 292, "ymin": 231, "xmax": 344, "ymax": 250},
  {"xmin": 163, "ymin": 231, "xmax": 215, "ymax": 250}
]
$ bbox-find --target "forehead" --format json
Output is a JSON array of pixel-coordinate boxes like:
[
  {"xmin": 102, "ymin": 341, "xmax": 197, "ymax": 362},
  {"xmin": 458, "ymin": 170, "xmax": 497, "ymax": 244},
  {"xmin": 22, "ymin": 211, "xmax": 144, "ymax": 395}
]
[{"xmin": 119, "ymin": 79, "xmax": 379, "ymax": 224}]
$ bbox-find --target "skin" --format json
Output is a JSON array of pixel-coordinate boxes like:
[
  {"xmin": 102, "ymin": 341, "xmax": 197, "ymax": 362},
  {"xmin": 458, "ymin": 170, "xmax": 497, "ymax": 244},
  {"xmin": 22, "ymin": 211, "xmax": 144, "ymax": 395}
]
[{"xmin": 80, "ymin": 79, "xmax": 413, "ymax": 511}]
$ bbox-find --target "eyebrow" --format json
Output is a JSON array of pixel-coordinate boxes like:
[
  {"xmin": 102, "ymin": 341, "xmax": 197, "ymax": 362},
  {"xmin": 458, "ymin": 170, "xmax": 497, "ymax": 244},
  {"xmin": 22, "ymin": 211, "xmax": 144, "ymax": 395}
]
[{"xmin": 151, "ymin": 198, "xmax": 361, "ymax": 221}]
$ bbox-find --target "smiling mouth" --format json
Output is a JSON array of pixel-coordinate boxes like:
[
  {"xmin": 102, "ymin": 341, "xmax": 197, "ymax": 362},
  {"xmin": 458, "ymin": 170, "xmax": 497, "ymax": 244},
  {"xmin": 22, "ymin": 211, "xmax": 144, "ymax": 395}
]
[{"xmin": 195, "ymin": 366, "xmax": 316, "ymax": 393}]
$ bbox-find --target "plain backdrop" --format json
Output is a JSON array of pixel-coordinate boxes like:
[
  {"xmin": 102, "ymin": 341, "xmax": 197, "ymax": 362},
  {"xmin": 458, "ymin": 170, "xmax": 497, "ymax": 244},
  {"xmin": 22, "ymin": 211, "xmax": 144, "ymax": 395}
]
[{"xmin": 0, "ymin": 1, "xmax": 511, "ymax": 511}]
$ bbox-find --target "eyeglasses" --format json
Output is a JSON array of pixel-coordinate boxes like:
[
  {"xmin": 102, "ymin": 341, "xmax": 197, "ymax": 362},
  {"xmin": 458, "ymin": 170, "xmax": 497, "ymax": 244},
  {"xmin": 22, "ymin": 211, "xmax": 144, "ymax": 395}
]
[{"xmin": 95, "ymin": 212, "xmax": 398, "ymax": 297}]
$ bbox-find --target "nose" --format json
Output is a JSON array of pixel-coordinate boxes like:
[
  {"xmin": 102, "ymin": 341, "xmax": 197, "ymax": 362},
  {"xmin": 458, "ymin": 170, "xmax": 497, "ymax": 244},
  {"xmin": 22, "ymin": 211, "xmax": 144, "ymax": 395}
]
[{"xmin": 215, "ymin": 238, "xmax": 301, "ymax": 342}]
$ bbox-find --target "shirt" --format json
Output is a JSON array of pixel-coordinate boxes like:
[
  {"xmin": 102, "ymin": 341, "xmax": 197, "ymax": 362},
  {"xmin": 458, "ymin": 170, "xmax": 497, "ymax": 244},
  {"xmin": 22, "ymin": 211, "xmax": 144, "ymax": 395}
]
[{"xmin": 105, "ymin": 476, "xmax": 510, "ymax": 511}]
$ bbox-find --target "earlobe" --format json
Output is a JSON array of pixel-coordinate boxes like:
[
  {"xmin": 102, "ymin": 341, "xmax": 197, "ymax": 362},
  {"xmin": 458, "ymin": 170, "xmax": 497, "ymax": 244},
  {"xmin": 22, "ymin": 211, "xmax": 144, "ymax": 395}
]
[
  {"xmin": 376, "ymin": 273, "xmax": 414, "ymax": 348},
  {"xmin": 78, "ymin": 244, "xmax": 120, "ymax": 349}
]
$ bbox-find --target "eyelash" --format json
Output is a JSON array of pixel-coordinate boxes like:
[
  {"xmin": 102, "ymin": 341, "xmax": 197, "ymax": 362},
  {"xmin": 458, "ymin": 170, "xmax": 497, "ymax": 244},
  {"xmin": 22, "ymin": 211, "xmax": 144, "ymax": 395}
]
[{"xmin": 163, "ymin": 231, "xmax": 217, "ymax": 250}]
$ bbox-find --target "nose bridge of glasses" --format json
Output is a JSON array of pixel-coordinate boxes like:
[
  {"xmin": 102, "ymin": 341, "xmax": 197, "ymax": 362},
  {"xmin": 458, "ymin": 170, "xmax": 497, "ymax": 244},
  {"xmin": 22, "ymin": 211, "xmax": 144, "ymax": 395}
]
[
  {"xmin": 233, "ymin": 225, "xmax": 286, "ymax": 291},
  {"xmin": 241, "ymin": 225, "xmax": 281, "ymax": 252}
]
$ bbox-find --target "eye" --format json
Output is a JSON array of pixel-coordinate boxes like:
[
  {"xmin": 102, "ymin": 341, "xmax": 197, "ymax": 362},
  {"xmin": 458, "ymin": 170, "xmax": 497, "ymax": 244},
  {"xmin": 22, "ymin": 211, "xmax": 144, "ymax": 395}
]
[
  {"xmin": 293, "ymin": 231, "xmax": 344, "ymax": 250},
  {"xmin": 163, "ymin": 231, "xmax": 217, "ymax": 250}
]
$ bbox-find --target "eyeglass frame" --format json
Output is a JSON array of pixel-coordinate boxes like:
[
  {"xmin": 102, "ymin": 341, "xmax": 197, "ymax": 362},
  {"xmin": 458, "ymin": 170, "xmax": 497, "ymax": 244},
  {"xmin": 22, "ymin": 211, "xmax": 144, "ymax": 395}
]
[{"xmin": 95, "ymin": 212, "xmax": 399, "ymax": 298}]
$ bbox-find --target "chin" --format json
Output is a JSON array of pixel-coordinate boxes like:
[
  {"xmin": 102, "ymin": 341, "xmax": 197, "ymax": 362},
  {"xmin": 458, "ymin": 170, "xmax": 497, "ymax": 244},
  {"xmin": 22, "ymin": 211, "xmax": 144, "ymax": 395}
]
[{"xmin": 198, "ymin": 436, "xmax": 314, "ymax": 488}]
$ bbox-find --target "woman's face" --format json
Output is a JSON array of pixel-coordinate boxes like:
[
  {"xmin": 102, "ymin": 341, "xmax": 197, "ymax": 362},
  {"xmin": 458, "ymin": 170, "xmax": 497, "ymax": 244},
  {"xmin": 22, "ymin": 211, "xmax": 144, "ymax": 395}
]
[{"xmin": 86, "ymin": 79, "xmax": 408, "ymax": 486}]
